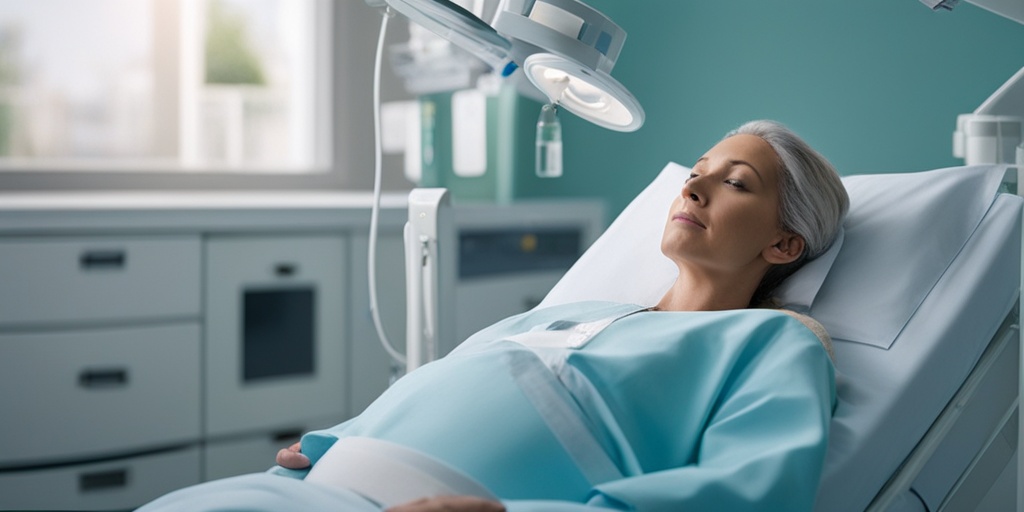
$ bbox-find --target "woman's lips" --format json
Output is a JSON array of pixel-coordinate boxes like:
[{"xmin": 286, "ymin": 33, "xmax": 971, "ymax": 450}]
[{"xmin": 672, "ymin": 211, "xmax": 706, "ymax": 229}]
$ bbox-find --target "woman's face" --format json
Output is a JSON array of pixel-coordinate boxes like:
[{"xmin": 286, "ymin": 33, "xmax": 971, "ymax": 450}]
[{"xmin": 661, "ymin": 134, "xmax": 796, "ymax": 274}]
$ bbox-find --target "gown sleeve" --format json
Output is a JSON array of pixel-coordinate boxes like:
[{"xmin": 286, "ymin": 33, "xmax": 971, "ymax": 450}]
[
  {"xmin": 265, "ymin": 417, "xmax": 356, "ymax": 479},
  {"xmin": 505, "ymin": 323, "xmax": 835, "ymax": 512}
]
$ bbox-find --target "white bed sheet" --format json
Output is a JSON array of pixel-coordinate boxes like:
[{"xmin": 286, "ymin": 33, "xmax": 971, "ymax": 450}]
[{"xmin": 541, "ymin": 163, "xmax": 1022, "ymax": 512}]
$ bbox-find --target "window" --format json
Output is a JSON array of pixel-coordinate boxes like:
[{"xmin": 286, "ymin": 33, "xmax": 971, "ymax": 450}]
[{"xmin": 0, "ymin": 0, "xmax": 330, "ymax": 175}]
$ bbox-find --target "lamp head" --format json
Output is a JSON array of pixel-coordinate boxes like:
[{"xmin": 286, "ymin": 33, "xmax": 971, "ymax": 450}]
[
  {"xmin": 524, "ymin": 52, "xmax": 643, "ymax": 132},
  {"xmin": 493, "ymin": 0, "xmax": 644, "ymax": 132},
  {"xmin": 372, "ymin": 0, "xmax": 645, "ymax": 132}
]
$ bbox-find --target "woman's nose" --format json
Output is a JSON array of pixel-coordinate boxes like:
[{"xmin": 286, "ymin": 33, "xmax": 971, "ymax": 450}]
[{"xmin": 681, "ymin": 180, "xmax": 705, "ymax": 205}]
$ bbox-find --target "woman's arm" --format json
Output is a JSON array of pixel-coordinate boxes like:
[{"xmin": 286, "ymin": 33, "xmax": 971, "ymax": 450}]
[
  {"xmin": 503, "ymin": 318, "xmax": 835, "ymax": 512},
  {"xmin": 585, "ymin": 332, "xmax": 834, "ymax": 511}
]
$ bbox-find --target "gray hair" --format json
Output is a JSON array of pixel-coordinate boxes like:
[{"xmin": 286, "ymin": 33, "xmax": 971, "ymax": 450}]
[{"xmin": 727, "ymin": 120, "xmax": 850, "ymax": 305}]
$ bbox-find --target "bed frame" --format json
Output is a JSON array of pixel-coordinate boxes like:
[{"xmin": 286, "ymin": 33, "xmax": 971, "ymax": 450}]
[{"xmin": 868, "ymin": 308, "xmax": 1019, "ymax": 511}]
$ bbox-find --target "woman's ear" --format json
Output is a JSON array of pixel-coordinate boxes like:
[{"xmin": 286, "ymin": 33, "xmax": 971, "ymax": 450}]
[{"xmin": 763, "ymin": 232, "xmax": 805, "ymax": 265}]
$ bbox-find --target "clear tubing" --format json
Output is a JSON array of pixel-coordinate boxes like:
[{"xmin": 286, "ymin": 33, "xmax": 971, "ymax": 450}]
[{"xmin": 369, "ymin": 7, "xmax": 406, "ymax": 366}]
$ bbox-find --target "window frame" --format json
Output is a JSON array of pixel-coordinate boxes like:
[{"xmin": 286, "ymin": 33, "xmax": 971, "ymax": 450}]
[{"xmin": 0, "ymin": 0, "xmax": 395, "ymax": 193}]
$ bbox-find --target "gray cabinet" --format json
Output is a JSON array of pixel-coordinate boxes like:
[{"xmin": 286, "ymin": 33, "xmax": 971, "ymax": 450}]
[
  {"xmin": 0, "ymin": 230, "xmax": 353, "ymax": 510},
  {"xmin": 0, "ymin": 194, "xmax": 602, "ymax": 510},
  {"xmin": 0, "ymin": 235, "xmax": 204, "ymax": 510}
]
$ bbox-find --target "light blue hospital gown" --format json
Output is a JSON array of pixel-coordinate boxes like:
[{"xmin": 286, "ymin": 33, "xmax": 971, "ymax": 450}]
[{"xmin": 139, "ymin": 301, "xmax": 835, "ymax": 512}]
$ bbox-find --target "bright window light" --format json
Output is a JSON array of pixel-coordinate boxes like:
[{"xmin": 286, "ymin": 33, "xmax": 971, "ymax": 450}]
[{"xmin": 0, "ymin": 0, "xmax": 329, "ymax": 173}]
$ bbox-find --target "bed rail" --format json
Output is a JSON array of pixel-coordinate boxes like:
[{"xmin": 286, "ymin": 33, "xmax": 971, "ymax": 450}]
[{"xmin": 865, "ymin": 305, "xmax": 1020, "ymax": 511}]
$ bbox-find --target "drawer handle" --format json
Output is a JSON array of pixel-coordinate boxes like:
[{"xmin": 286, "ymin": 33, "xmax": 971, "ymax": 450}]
[
  {"xmin": 275, "ymin": 263, "xmax": 298, "ymax": 277},
  {"xmin": 79, "ymin": 468, "xmax": 129, "ymax": 492},
  {"xmin": 272, "ymin": 428, "xmax": 305, "ymax": 443},
  {"xmin": 80, "ymin": 250, "xmax": 127, "ymax": 270},
  {"xmin": 79, "ymin": 368, "xmax": 129, "ymax": 389}
]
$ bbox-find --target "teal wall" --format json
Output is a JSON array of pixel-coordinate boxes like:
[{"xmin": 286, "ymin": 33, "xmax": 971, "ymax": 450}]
[{"xmin": 513, "ymin": 0, "xmax": 1024, "ymax": 218}]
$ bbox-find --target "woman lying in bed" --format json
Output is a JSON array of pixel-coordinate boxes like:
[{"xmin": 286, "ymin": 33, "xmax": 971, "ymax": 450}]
[{"xmin": 139, "ymin": 120, "xmax": 849, "ymax": 512}]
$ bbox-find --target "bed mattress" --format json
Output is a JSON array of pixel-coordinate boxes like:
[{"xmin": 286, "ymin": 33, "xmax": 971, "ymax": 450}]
[{"xmin": 815, "ymin": 193, "xmax": 1021, "ymax": 512}]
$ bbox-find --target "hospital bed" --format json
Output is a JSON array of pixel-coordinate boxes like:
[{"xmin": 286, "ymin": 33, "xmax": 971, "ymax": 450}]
[
  {"xmin": 538, "ymin": 162, "xmax": 1023, "ymax": 512},
  {"xmin": 133, "ymin": 161, "xmax": 1021, "ymax": 512}
]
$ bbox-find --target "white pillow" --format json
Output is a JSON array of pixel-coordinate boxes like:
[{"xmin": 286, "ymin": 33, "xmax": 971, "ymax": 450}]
[
  {"xmin": 541, "ymin": 162, "xmax": 1007, "ymax": 349},
  {"xmin": 811, "ymin": 165, "xmax": 1005, "ymax": 348},
  {"xmin": 773, "ymin": 228, "xmax": 844, "ymax": 314}
]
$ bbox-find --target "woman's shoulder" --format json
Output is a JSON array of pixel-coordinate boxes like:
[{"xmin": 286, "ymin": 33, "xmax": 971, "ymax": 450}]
[{"xmin": 776, "ymin": 309, "xmax": 835, "ymax": 362}]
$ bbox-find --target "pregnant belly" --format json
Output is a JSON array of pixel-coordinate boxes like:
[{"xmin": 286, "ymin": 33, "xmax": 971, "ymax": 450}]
[{"xmin": 340, "ymin": 346, "xmax": 595, "ymax": 501}]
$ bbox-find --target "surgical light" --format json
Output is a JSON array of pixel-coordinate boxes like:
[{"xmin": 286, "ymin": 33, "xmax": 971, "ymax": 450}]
[
  {"xmin": 368, "ymin": 0, "xmax": 645, "ymax": 133},
  {"xmin": 363, "ymin": 0, "xmax": 643, "ymax": 373},
  {"xmin": 524, "ymin": 52, "xmax": 642, "ymax": 131},
  {"xmin": 494, "ymin": 0, "xmax": 645, "ymax": 133}
]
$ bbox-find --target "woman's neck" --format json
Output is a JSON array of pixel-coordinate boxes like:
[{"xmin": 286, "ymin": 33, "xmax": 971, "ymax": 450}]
[{"xmin": 655, "ymin": 267, "xmax": 761, "ymax": 312}]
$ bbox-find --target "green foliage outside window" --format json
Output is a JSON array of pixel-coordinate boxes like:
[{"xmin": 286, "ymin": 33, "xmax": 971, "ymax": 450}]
[
  {"xmin": 205, "ymin": 0, "xmax": 266, "ymax": 85},
  {"xmin": 0, "ymin": 29, "xmax": 21, "ymax": 156}
]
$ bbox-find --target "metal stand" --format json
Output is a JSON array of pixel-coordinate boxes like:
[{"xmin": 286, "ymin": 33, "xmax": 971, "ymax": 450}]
[{"xmin": 404, "ymin": 188, "xmax": 451, "ymax": 373}]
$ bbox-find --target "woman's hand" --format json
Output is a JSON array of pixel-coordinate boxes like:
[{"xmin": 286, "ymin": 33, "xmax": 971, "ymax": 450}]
[
  {"xmin": 385, "ymin": 496, "xmax": 506, "ymax": 512},
  {"xmin": 275, "ymin": 442, "xmax": 311, "ymax": 470}
]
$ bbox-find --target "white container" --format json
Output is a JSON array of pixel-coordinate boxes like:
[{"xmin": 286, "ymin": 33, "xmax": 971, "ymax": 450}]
[{"xmin": 953, "ymin": 114, "xmax": 1024, "ymax": 165}]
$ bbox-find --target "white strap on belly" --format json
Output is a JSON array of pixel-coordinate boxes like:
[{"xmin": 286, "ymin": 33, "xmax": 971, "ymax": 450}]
[
  {"xmin": 500, "ymin": 308, "xmax": 646, "ymax": 486},
  {"xmin": 305, "ymin": 437, "xmax": 498, "ymax": 508},
  {"xmin": 507, "ymin": 351, "xmax": 625, "ymax": 486}
]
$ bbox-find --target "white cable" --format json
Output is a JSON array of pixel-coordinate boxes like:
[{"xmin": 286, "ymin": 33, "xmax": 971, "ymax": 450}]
[{"xmin": 369, "ymin": 7, "xmax": 406, "ymax": 366}]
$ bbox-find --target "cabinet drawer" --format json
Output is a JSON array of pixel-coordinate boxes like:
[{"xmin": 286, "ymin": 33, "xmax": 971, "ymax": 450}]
[
  {"xmin": 205, "ymin": 235, "xmax": 347, "ymax": 437},
  {"xmin": 0, "ymin": 323, "xmax": 201, "ymax": 466},
  {"xmin": 0, "ymin": 236, "xmax": 201, "ymax": 327},
  {"xmin": 0, "ymin": 446, "xmax": 200, "ymax": 511}
]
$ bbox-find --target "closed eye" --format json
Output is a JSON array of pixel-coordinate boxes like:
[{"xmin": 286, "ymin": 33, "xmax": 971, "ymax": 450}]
[{"xmin": 725, "ymin": 179, "xmax": 747, "ymax": 190}]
